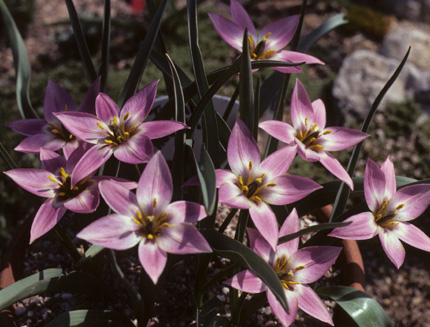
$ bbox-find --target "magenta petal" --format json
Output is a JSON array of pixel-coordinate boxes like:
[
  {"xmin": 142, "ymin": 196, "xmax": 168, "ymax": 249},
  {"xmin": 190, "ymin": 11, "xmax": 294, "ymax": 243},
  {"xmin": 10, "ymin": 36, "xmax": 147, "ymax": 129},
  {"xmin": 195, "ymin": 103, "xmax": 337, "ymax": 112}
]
[
  {"xmin": 381, "ymin": 156, "xmax": 396, "ymax": 199},
  {"xmin": 15, "ymin": 133, "xmax": 61, "ymax": 154},
  {"xmin": 55, "ymin": 112, "xmax": 107, "ymax": 143},
  {"xmin": 258, "ymin": 120, "xmax": 296, "ymax": 145},
  {"xmin": 40, "ymin": 148, "xmax": 67, "ymax": 173},
  {"xmin": 249, "ymin": 202, "xmax": 279, "ymax": 250},
  {"xmin": 157, "ymin": 223, "xmax": 212, "ymax": 254},
  {"xmin": 261, "ymin": 15, "xmax": 299, "ymax": 50},
  {"xmin": 64, "ymin": 186, "xmax": 99, "ymax": 213},
  {"xmin": 230, "ymin": 0, "xmax": 256, "ymax": 36},
  {"xmin": 113, "ymin": 133, "xmax": 154, "ymax": 164},
  {"xmin": 122, "ymin": 80, "xmax": 159, "ymax": 124},
  {"xmin": 93, "ymin": 176, "xmax": 137, "ymax": 190},
  {"xmin": 96, "ymin": 93, "xmax": 120, "ymax": 121},
  {"xmin": 364, "ymin": 159, "xmax": 386, "ymax": 212},
  {"xmin": 247, "ymin": 227, "xmax": 274, "ymax": 262},
  {"xmin": 290, "ymin": 246, "xmax": 341, "ymax": 284},
  {"xmin": 165, "ymin": 201, "xmax": 207, "ymax": 223},
  {"xmin": 99, "ymin": 180, "xmax": 139, "ymax": 217},
  {"xmin": 393, "ymin": 222, "xmax": 430, "ymax": 252},
  {"xmin": 7, "ymin": 119, "xmax": 46, "ymax": 136},
  {"xmin": 277, "ymin": 209, "xmax": 300, "ymax": 258},
  {"xmin": 63, "ymin": 139, "xmax": 80, "ymax": 159},
  {"xmin": 295, "ymin": 140, "xmax": 320, "ymax": 162},
  {"xmin": 296, "ymin": 284, "xmax": 334, "ymax": 326},
  {"xmin": 215, "ymin": 169, "xmax": 237, "ymax": 188},
  {"xmin": 4, "ymin": 169, "xmax": 57, "ymax": 198},
  {"xmin": 267, "ymin": 289, "xmax": 297, "ymax": 327},
  {"xmin": 137, "ymin": 151, "xmax": 172, "ymax": 213},
  {"xmin": 208, "ymin": 13, "xmax": 244, "ymax": 52},
  {"xmin": 260, "ymin": 145, "xmax": 297, "ymax": 177},
  {"xmin": 77, "ymin": 214, "xmax": 142, "ymax": 250},
  {"xmin": 378, "ymin": 228, "xmax": 405, "ymax": 269},
  {"xmin": 225, "ymin": 270, "xmax": 266, "ymax": 293},
  {"xmin": 78, "ymin": 76, "xmax": 100, "ymax": 114},
  {"xmin": 71, "ymin": 145, "xmax": 112, "ymax": 186},
  {"xmin": 30, "ymin": 199, "xmax": 66, "ymax": 243},
  {"xmin": 291, "ymin": 79, "xmax": 315, "ymax": 130},
  {"xmin": 44, "ymin": 80, "xmax": 76, "ymax": 121},
  {"xmin": 140, "ymin": 120, "xmax": 188, "ymax": 139},
  {"xmin": 311, "ymin": 99, "xmax": 326, "ymax": 129},
  {"xmin": 273, "ymin": 50, "xmax": 324, "ymax": 66},
  {"xmin": 272, "ymin": 65, "xmax": 303, "ymax": 74},
  {"xmin": 228, "ymin": 119, "xmax": 261, "ymax": 177},
  {"xmin": 328, "ymin": 212, "xmax": 377, "ymax": 240},
  {"xmin": 319, "ymin": 127, "xmax": 368, "ymax": 152},
  {"xmin": 388, "ymin": 184, "xmax": 430, "ymax": 221},
  {"xmin": 138, "ymin": 240, "xmax": 167, "ymax": 284},
  {"xmin": 218, "ymin": 183, "xmax": 251, "ymax": 209},
  {"xmin": 319, "ymin": 151, "xmax": 354, "ymax": 190}
]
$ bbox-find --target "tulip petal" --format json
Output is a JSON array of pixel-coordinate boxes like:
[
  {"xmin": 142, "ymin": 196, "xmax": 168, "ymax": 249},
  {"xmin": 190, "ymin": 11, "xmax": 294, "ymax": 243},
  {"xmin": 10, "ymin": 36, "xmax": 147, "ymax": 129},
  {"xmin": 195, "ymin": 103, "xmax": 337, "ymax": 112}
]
[
  {"xmin": 165, "ymin": 201, "xmax": 207, "ymax": 223},
  {"xmin": 328, "ymin": 212, "xmax": 378, "ymax": 240},
  {"xmin": 113, "ymin": 133, "xmax": 154, "ymax": 164},
  {"xmin": 296, "ymin": 284, "xmax": 334, "ymax": 326},
  {"xmin": 277, "ymin": 209, "xmax": 300, "ymax": 258},
  {"xmin": 319, "ymin": 151, "xmax": 354, "ymax": 190},
  {"xmin": 55, "ymin": 112, "xmax": 107, "ymax": 143},
  {"xmin": 393, "ymin": 222, "xmax": 430, "ymax": 252},
  {"xmin": 230, "ymin": 0, "xmax": 256, "ymax": 36},
  {"xmin": 64, "ymin": 186, "xmax": 99, "ymax": 213},
  {"xmin": 247, "ymin": 227, "xmax": 274, "ymax": 263},
  {"xmin": 249, "ymin": 202, "xmax": 279, "ymax": 250},
  {"xmin": 225, "ymin": 270, "xmax": 266, "ymax": 293},
  {"xmin": 122, "ymin": 80, "xmax": 159, "ymax": 125},
  {"xmin": 6, "ymin": 119, "xmax": 46, "ymax": 136},
  {"xmin": 215, "ymin": 169, "xmax": 237, "ymax": 188},
  {"xmin": 272, "ymin": 50, "xmax": 324, "ymax": 66},
  {"xmin": 140, "ymin": 120, "xmax": 188, "ymax": 139},
  {"xmin": 258, "ymin": 120, "xmax": 296, "ymax": 145},
  {"xmin": 44, "ymin": 80, "xmax": 76, "ymax": 122},
  {"xmin": 388, "ymin": 184, "xmax": 430, "ymax": 221},
  {"xmin": 319, "ymin": 127, "xmax": 368, "ymax": 152},
  {"xmin": 78, "ymin": 76, "xmax": 100, "ymax": 114},
  {"xmin": 138, "ymin": 240, "xmax": 167, "ymax": 284},
  {"xmin": 30, "ymin": 199, "xmax": 66, "ymax": 243},
  {"xmin": 311, "ymin": 99, "xmax": 326, "ymax": 129},
  {"xmin": 40, "ymin": 148, "xmax": 67, "ymax": 173},
  {"xmin": 4, "ymin": 169, "xmax": 57, "ymax": 198},
  {"xmin": 267, "ymin": 289, "xmax": 298, "ymax": 327},
  {"xmin": 295, "ymin": 139, "xmax": 321, "ymax": 162},
  {"xmin": 96, "ymin": 93, "xmax": 120, "ymax": 122},
  {"xmin": 364, "ymin": 159, "xmax": 387, "ymax": 212},
  {"xmin": 14, "ymin": 133, "xmax": 62, "ymax": 154},
  {"xmin": 158, "ymin": 223, "xmax": 212, "ymax": 254},
  {"xmin": 208, "ymin": 13, "xmax": 244, "ymax": 51},
  {"xmin": 218, "ymin": 183, "xmax": 251, "ymax": 209},
  {"xmin": 260, "ymin": 15, "xmax": 299, "ymax": 51},
  {"xmin": 260, "ymin": 145, "xmax": 297, "ymax": 177},
  {"xmin": 378, "ymin": 228, "xmax": 405, "ymax": 269},
  {"xmin": 381, "ymin": 156, "xmax": 396, "ymax": 199},
  {"xmin": 99, "ymin": 180, "xmax": 139, "ymax": 217}
]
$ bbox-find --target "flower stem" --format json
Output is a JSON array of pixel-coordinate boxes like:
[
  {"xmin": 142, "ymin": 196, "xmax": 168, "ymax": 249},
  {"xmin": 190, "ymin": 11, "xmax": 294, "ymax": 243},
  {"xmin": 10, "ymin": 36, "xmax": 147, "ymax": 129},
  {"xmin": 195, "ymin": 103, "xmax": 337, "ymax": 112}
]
[
  {"xmin": 218, "ymin": 208, "xmax": 238, "ymax": 234},
  {"xmin": 54, "ymin": 223, "xmax": 81, "ymax": 262}
]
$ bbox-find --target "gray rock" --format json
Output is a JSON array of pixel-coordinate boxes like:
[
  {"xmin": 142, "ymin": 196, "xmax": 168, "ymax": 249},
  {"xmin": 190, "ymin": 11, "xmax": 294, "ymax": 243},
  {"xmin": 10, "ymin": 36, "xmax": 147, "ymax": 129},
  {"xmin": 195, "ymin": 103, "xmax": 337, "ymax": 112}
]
[{"xmin": 357, "ymin": 0, "xmax": 430, "ymax": 22}]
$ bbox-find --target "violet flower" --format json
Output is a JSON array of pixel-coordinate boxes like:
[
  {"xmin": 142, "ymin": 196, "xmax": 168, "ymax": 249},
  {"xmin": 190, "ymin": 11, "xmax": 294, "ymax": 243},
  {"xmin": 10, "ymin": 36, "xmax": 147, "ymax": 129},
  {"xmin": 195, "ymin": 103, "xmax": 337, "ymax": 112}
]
[
  {"xmin": 55, "ymin": 80, "xmax": 188, "ymax": 165},
  {"xmin": 329, "ymin": 156, "xmax": 430, "ymax": 269},
  {"xmin": 4, "ymin": 146, "xmax": 136, "ymax": 244},
  {"xmin": 208, "ymin": 0, "xmax": 323, "ymax": 73},
  {"xmin": 77, "ymin": 151, "xmax": 212, "ymax": 284},
  {"xmin": 216, "ymin": 119, "xmax": 321, "ymax": 249},
  {"xmin": 225, "ymin": 209, "xmax": 341, "ymax": 326},
  {"xmin": 7, "ymin": 78, "xmax": 100, "ymax": 159},
  {"xmin": 259, "ymin": 79, "xmax": 369, "ymax": 190}
]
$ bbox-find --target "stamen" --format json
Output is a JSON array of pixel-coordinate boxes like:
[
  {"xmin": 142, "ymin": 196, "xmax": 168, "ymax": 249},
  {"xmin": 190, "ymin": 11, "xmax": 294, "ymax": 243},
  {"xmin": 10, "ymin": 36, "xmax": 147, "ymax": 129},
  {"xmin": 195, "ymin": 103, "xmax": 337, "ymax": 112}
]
[
  {"xmin": 59, "ymin": 192, "xmax": 66, "ymax": 196},
  {"xmin": 104, "ymin": 139, "xmax": 114, "ymax": 144},
  {"xmin": 147, "ymin": 234, "xmax": 154, "ymax": 240},
  {"xmin": 129, "ymin": 126, "xmax": 136, "ymax": 134},
  {"xmin": 132, "ymin": 218, "xmax": 141, "ymax": 225},
  {"xmin": 123, "ymin": 112, "xmax": 130, "ymax": 121},
  {"xmin": 252, "ymin": 53, "xmax": 257, "ymax": 59},
  {"xmin": 48, "ymin": 123, "xmax": 57, "ymax": 128},
  {"xmin": 249, "ymin": 161, "xmax": 253, "ymax": 171},
  {"xmin": 323, "ymin": 130, "xmax": 333, "ymax": 135},
  {"xmin": 69, "ymin": 134, "xmax": 73, "ymax": 140},
  {"xmin": 266, "ymin": 183, "xmax": 277, "ymax": 187},
  {"xmin": 242, "ymin": 185, "xmax": 249, "ymax": 192},
  {"xmin": 264, "ymin": 49, "xmax": 275, "ymax": 56},
  {"xmin": 253, "ymin": 196, "xmax": 262, "ymax": 202},
  {"xmin": 281, "ymin": 281, "xmax": 289, "ymax": 290},
  {"xmin": 295, "ymin": 265, "xmax": 305, "ymax": 271},
  {"xmin": 48, "ymin": 176, "xmax": 58, "ymax": 183},
  {"xmin": 113, "ymin": 116, "xmax": 118, "ymax": 125},
  {"xmin": 287, "ymin": 270, "xmax": 294, "ymax": 277},
  {"xmin": 311, "ymin": 123, "xmax": 318, "ymax": 132},
  {"xmin": 248, "ymin": 35, "xmax": 253, "ymax": 46},
  {"xmin": 315, "ymin": 144, "xmax": 324, "ymax": 149},
  {"xmin": 72, "ymin": 186, "xmax": 79, "ymax": 191},
  {"xmin": 262, "ymin": 32, "xmax": 271, "ymax": 41},
  {"xmin": 60, "ymin": 167, "xmax": 68, "ymax": 178},
  {"xmin": 137, "ymin": 210, "xmax": 143, "ymax": 220},
  {"xmin": 299, "ymin": 130, "xmax": 304, "ymax": 139},
  {"xmin": 51, "ymin": 129, "xmax": 59, "ymax": 134},
  {"xmin": 97, "ymin": 122, "xmax": 105, "ymax": 130},
  {"xmin": 255, "ymin": 177, "xmax": 263, "ymax": 184},
  {"xmin": 153, "ymin": 198, "xmax": 157, "ymax": 208},
  {"xmin": 161, "ymin": 223, "xmax": 170, "ymax": 228},
  {"xmin": 64, "ymin": 104, "xmax": 68, "ymax": 112},
  {"xmin": 305, "ymin": 118, "xmax": 308, "ymax": 126},
  {"xmin": 396, "ymin": 203, "xmax": 405, "ymax": 210},
  {"xmin": 280, "ymin": 256, "xmax": 286, "ymax": 266},
  {"xmin": 238, "ymin": 176, "xmax": 244, "ymax": 186}
]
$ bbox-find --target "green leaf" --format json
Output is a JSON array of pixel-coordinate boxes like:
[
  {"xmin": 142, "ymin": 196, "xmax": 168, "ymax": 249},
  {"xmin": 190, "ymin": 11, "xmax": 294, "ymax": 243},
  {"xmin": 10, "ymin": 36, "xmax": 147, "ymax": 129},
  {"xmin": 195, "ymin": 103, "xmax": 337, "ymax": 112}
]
[
  {"xmin": 317, "ymin": 286, "xmax": 393, "ymax": 327},
  {"xmin": 117, "ymin": 0, "xmax": 167, "ymax": 107},
  {"xmin": 65, "ymin": 0, "xmax": 98, "ymax": 82},
  {"xmin": 195, "ymin": 297, "xmax": 230, "ymax": 327},
  {"xmin": 45, "ymin": 309, "xmax": 135, "ymax": 327},
  {"xmin": 0, "ymin": 269, "xmax": 101, "ymax": 310},
  {"xmin": 239, "ymin": 29, "xmax": 254, "ymax": 135},
  {"xmin": 0, "ymin": 0, "xmax": 37, "ymax": 118},
  {"xmin": 278, "ymin": 221, "xmax": 351, "ymax": 244},
  {"xmin": 78, "ymin": 244, "xmax": 105, "ymax": 265},
  {"xmin": 330, "ymin": 47, "xmax": 411, "ymax": 222},
  {"xmin": 0, "ymin": 142, "xmax": 18, "ymax": 170},
  {"xmin": 200, "ymin": 230, "xmax": 288, "ymax": 313},
  {"xmin": 100, "ymin": 0, "xmax": 111, "ymax": 92}
]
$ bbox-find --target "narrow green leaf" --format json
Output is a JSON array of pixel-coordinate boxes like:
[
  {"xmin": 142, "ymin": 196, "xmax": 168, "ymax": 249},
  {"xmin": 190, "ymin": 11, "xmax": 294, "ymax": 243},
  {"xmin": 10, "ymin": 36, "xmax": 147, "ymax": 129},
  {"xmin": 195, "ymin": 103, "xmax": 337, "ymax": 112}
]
[
  {"xmin": 65, "ymin": 0, "xmax": 98, "ymax": 82},
  {"xmin": 195, "ymin": 297, "xmax": 230, "ymax": 327},
  {"xmin": 200, "ymin": 230, "xmax": 288, "ymax": 313},
  {"xmin": 216, "ymin": 112, "xmax": 231, "ymax": 152},
  {"xmin": 78, "ymin": 244, "xmax": 105, "ymax": 265},
  {"xmin": 253, "ymin": 77, "xmax": 261, "ymax": 140},
  {"xmin": 100, "ymin": 0, "xmax": 111, "ymax": 92},
  {"xmin": 239, "ymin": 29, "xmax": 254, "ymax": 134},
  {"xmin": 45, "ymin": 309, "xmax": 135, "ymax": 327},
  {"xmin": 289, "ymin": 0, "xmax": 307, "ymax": 50},
  {"xmin": 0, "ymin": 0, "xmax": 37, "ymax": 118},
  {"xmin": 238, "ymin": 293, "xmax": 267, "ymax": 325},
  {"xmin": 330, "ymin": 47, "xmax": 411, "ymax": 222},
  {"xmin": 0, "ymin": 142, "xmax": 18, "ymax": 170},
  {"xmin": 118, "ymin": 0, "xmax": 167, "ymax": 107},
  {"xmin": 278, "ymin": 221, "xmax": 350, "ymax": 244},
  {"xmin": 317, "ymin": 286, "xmax": 393, "ymax": 327}
]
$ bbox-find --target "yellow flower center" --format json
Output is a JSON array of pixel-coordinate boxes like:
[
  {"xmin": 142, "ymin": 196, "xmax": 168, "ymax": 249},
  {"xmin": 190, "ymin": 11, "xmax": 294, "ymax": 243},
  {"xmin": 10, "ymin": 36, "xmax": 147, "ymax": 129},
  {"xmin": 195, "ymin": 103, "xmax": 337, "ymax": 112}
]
[
  {"xmin": 248, "ymin": 32, "xmax": 276, "ymax": 60},
  {"xmin": 97, "ymin": 113, "xmax": 137, "ymax": 147},
  {"xmin": 374, "ymin": 200, "xmax": 404, "ymax": 228},
  {"xmin": 132, "ymin": 198, "xmax": 170, "ymax": 241},
  {"xmin": 273, "ymin": 255, "xmax": 305, "ymax": 290},
  {"xmin": 48, "ymin": 167, "xmax": 89, "ymax": 200},
  {"xmin": 48, "ymin": 105, "xmax": 74, "ymax": 142},
  {"xmin": 296, "ymin": 118, "xmax": 332, "ymax": 151}
]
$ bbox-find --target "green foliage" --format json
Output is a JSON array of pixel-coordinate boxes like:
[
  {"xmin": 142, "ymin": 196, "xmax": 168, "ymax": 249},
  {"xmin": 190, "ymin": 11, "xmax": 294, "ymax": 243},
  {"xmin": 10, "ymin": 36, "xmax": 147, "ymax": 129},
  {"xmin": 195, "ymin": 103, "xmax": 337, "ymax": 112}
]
[
  {"xmin": 383, "ymin": 99, "xmax": 422, "ymax": 139},
  {"xmin": 0, "ymin": 0, "xmax": 34, "ymax": 41}
]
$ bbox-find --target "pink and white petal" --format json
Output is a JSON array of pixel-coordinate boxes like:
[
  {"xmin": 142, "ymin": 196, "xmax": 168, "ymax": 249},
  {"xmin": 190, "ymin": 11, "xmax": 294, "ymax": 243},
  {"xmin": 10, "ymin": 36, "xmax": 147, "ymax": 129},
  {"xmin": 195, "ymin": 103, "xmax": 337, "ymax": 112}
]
[
  {"xmin": 137, "ymin": 151, "xmax": 172, "ymax": 213},
  {"xmin": 95, "ymin": 93, "xmax": 120, "ymax": 121},
  {"xmin": 230, "ymin": 0, "xmax": 256, "ymax": 36},
  {"xmin": 319, "ymin": 127, "xmax": 368, "ymax": 152},
  {"xmin": 277, "ymin": 209, "xmax": 300, "ymax": 258},
  {"xmin": 290, "ymin": 246, "xmax": 342, "ymax": 284},
  {"xmin": 40, "ymin": 148, "xmax": 67, "ymax": 173},
  {"xmin": 78, "ymin": 76, "xmax": 100, "ymax": 114},
  {"xmin": 64, "ymin": 187, "xmax": 100, "ymax": 213},
  {"xmin": 272, "ymin": 50, "xmax": 324, "ymax": 66},
  {"xmin": 14, "ymin": 133, "xmax": 60, "ymax": 154},
  {"xmin": 328, "ymin": 212, "xmax": 378, "ymax": 240},
  {"xmin": 30, "ymin": 199, "xmax": 67, "ymax": 244},
  {"xmin": 272, "ymin": 65, "xmax": 304, "ymax": 74},
  {"xmin": 218, "ymin": 183, "xmax": 251, "ymax": 209},
  {"xmin": 393, "ymin": 222, "xmax": 430, "ymax": 252},
  {"xmin": 99, "ymin": 180, "xmax": 139, "ymax": 217},
  {"xmin": 44, "ymin": 80, "xmax": 76, "ymax": 121},
  {"xmin": 296, "ymin": 284, "xmax": 334, "ymax": 326},
  {"xmin": 381, "ymin": 156, "xmax": 396, "ymax": 199},
  {"xmin": 388, "ymin": 184, "xmax": 430, "ymax": 221},
  {"xmin": 319, "ymin": 152, "xmax": 354, "ymax": 190},
  {"xmin": 77, "ymin": 213, "xmax": 142, "ymax": 250},
  {"xmin": 261, "ymin": 15, "xmax": 299, "ymax": 50},
  {"xmin": 4, "ymin": 169, "xmax": 57, "ymax": 198},
  {"xmin": 311, "ymin": 99, "xmax": 326, "ymax": 129},
  {"xmin": 295, "ymin": 140, "xmax": 321, "ymax": 162},
  {"xmin": 140, "ymin": 120, "xmax": 188, "ymax": 139},
  {"xmin": 6, "ymin": 119, "xmax": 46, "ymax": 136},
  {"xmin": 378, "ymin": 228, "xmax": 405, "ymax": 269},
  {"xmin": 55, "ymin": 112, "xmax": 107, "ymax": 143},
  {"xmin": 224, "ymin": 270, "xmax": 266, "ymax": 293},
  {"xmin": 138, "ymin": 240, "xmax": 168, "ymax": 284},
  {"xmin": 249, "ymin": 202, "xmax": 279, "ymax": 250},
  {"xmin": 291, "ymin": 79, "xmax": 314, "ymax": 130},
  {"xmin": 122, "ymin": 80, "xmax": 159, "ymax": 124},
  {"xmin": 228, "ymin": 119, "xmax": 261, "ymax": 177},
  {"xmin": 157, "ymin": 223, "xmax": 212, "ymax": 254},
  {"xmin": 113, "ymin": 133, "xmax": 154, "ymax": 164},
  {"xmin": 260, "ymin": 145, "xmax": 297, "ymax": 177},
  {"xmin": 258, "ymin": 120, "xmax": 296, "ymax": 145},
  {"xmin": 247, "ymin": 227, "xmax": 274, "ymax": 262},
  {"xmin": 62, "ymin": 139, "xmax": 81, "ymax": 160},
  {"xmin": 267, "ymin": 289, "xmax": 298, "ymax": 327},
  {"xmin": 165, "ymin": 201, "xmax": 207, "ymax": 223},
  {"xmin": 262, "ymin": 175, "xmax": 321, "ymax": 206},
  {"xmin": 71, "ymin": 144, "xmax": 112, "ymax": 186},
  {"xmin": 93, "ymin": 176, "xmax": 137, "ymax": 190},
  {"xmin": 364, "ymin": 159, "xmax": 387, "ymax": 212},
  {"xmin": 208, "ymin": 13, "xmax": 244, "ymax": 51},
  {"xmin": 215, "ymin": 169, "xmax": 237, "ymax": 188}
]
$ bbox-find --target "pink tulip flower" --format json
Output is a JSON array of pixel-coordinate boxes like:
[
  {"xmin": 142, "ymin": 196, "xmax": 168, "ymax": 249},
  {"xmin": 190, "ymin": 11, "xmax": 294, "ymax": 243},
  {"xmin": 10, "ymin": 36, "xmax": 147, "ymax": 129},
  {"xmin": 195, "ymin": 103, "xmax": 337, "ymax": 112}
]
[
  {"xmin": 208, "ymin": 0, "xmax": 323, "ymax": 73},
  {"xmin": 225, "ymin": 209, "xmax": 341, "ymax": 326},
  {"xmin": 259, "ymin": 79, "xmax": 369, "ymax": 190},
  {"xmin": 329, "ymin": 156, "xmax": 430, "ymax": 268},
  {"xmin": 77, "ymin": 151, "xmax": 212, "ymax": 284}
]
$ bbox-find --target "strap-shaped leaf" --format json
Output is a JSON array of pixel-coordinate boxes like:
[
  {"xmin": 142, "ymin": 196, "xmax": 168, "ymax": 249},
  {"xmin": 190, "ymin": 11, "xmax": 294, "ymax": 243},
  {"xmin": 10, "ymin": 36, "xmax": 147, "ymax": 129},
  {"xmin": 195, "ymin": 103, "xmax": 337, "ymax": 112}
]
[
  {"xmin": 0, "ymin": 269, "xmax": 101, "ymax": 310},
  {"xmin": 317, "ymin": 286, "xmax": 393, "ymax": 327},
  {"xmin": 0, "ymin": 0, "xmax": 37, "ymax": 118},
  {"xmin": 194, "ymin": 297, "xmax": 230, "ymax": 327},
  {"xmin": 200, "ymin": 229, "xmax": 288, "ymax": 313},
  {"xmin": 99, "ymin": 0, "xmax": 111, "ymax": 92},
  {"xmin": 239, "ymin": 29, "xmax": 254, "ymax": 135},
  {"xmin": 45, "ymin": 309, "xmax": 135, "ymax": 327},
  {"xmin": 329, "ymin": 47, "xmax": 411, "ymax": 222},
  {"xmin": 77, "ymin": 244, "xmax": 105, "ymax": 265},
  {"xmin": 117, "ymin": 0, "xmax": 167, "ymax": 107},
  {"xmin": 65, "ymin": 0, "xmax": 98, "ymax": 82}
]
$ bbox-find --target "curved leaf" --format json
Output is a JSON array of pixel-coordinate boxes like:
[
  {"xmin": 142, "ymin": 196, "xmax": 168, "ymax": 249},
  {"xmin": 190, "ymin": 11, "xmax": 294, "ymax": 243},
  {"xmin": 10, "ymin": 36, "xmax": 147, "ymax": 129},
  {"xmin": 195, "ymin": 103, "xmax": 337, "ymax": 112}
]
[
  {"xmin": 239, "ymin": 29, "xmax": 254, "ymax": 135},
  {"xmin": 45, "ymin": 309, "xmax": 135, "ymax": 327}
]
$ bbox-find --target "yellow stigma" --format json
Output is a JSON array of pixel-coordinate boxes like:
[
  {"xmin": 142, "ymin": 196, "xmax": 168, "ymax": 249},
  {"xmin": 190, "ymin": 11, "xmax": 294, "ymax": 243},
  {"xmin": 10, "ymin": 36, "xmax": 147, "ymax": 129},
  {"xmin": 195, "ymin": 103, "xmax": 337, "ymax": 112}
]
[{"xmin": 123, "ymin": 112, "xmax": 130, "ymax": 121}]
